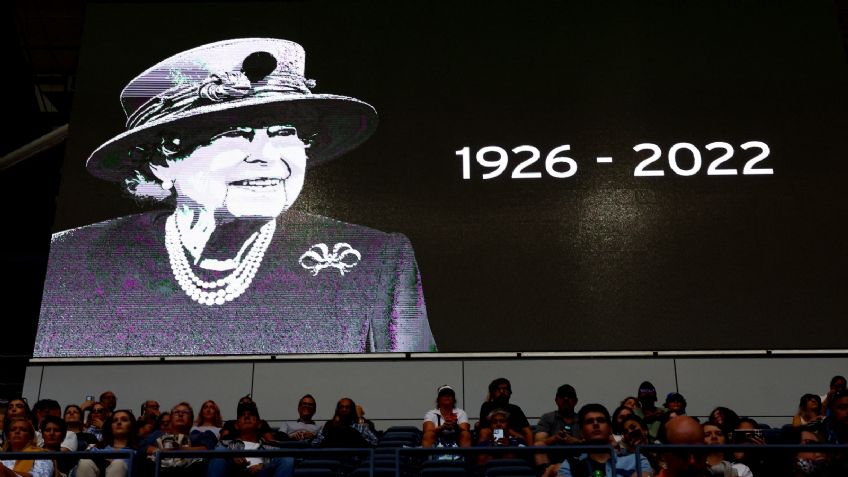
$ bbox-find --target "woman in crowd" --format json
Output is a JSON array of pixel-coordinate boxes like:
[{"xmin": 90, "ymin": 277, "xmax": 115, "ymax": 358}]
[
  {"xmin": 792, "ymin": 394, "xmax": 825, "ymax": 428},
  {"xmin": 792, "ymin": 428, "xmax": 827, "ymax": 477},
  {"xmin": 39, "ymin": 416, "xmax": 76, "ymax": 476},
  {"xmin": 84, "ymin": 404, "xmax": 109, "ymax": 442},
  {"xmin": 702, "ymin": 422, "xmax": 753, "ymax": 477},
  {"xmin": 64, "ymin": 405, "xmax": 96, "ymax": 450},
  {"xmin": 422, "ymin": 385, "xmax": 472, "ymax": 448},
  {"xmin": 192, "ymin": 401, "xmax": 223, "ymax": 438},
  {"xmin": 611, "ymin": 405, "xmax": 635, "ymax": 447},
  {"xmin": 76, "ymin": 410, "xmax": 138, "ymax": 477},
  {"xmin": 708, "ymin": 406, "xmax": 740, "ymax": 437},
  {"xmin": 1, "ymin": 417, "xmax": 53, "ymax": 477},
  {"xmin": 620, "ymin": 396, "xmax": 641, "ymax": 411}
]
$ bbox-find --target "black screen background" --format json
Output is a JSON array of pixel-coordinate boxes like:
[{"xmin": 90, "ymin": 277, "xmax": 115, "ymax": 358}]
[{"xmin": 51, "ymin": 1, "xmax": 848, "ymax": 352}]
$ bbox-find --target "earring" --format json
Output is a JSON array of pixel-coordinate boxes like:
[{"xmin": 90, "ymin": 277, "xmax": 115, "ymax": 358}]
[{"xmin": 161, "ymin": 179, "xmax": 173, "ymax": 190}]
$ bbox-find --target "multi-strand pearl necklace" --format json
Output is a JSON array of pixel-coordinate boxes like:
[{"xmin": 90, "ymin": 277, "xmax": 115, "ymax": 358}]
[{"xmin": 165, "ymin": 214, "xmax": 276, "ymax": 306}]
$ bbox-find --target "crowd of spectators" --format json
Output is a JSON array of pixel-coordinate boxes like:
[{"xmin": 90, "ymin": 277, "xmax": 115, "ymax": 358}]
[{"xmin": 0, "ymin": 375, "xmax": 846, "ymax": 477}]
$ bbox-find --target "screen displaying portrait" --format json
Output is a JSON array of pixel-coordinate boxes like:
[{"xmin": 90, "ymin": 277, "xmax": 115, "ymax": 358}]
[{"xmin": 35, "ymin": 1, "xmax": 848, "ymax": 357}]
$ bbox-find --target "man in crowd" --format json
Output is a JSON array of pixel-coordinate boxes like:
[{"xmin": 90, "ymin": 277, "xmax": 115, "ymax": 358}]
[
  {"xmin": 635, "ymin": 381, "xmax": 666, "ymax": 441},
  {"xmin": 534, "ymin": 384, "xmax": 581, "ymax": 467},
  {"xmin": 478, "ymin": 378, "xmax": 533, "ymax": 445},
  {"xmin": 279, "ymin": 394, "xmax": 322, "ymax": 441},
  {"xmin": 657, "ymin": 416, "xmax": 709, "ymax": 477},
  {"xmin": 557, "ymin": 404, "xmax": 652, "ymax": 477},
  {"xmin": 141, "ymin": 400, "xmax": 161, "ymax": 419},
  {"xmin": 209, "ymin": 402, "xmax": 294, "ymax": 477}
]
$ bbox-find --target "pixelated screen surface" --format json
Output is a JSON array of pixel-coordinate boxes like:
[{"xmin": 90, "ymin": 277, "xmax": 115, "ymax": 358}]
[{"xmin": 36, "ymin": 1, "xmax": 848, "ymax": 357}]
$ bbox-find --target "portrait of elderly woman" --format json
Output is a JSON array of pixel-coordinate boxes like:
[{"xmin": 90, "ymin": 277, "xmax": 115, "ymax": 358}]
[{"xmin": 34, "ymin": 38, "xmax": 436, "ymax": 356}]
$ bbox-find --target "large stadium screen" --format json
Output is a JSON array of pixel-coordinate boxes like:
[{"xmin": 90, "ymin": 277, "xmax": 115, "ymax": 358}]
[{"xmin": 35, "ymin": 1, "xmax": 848, "ymax": 357}]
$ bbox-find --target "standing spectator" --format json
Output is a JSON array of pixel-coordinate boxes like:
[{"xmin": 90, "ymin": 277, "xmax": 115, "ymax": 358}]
[
  {"xmin": 478, "ymin": 378, "xmax": 533, "ymax": 446},
  {"xmin": 279, "ymin": 395, "xmax": 321, "ymax": 442},
  {"xmin": 421, "ymin": 385, "xmax": 471, "ymax": 448}
]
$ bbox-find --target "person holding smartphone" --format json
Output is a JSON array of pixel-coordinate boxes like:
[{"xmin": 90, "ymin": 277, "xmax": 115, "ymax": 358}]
[
  {"xmin": 534, "ymin": 385, "xmax": 581, "ymax": 468},
  {"xmin": 422, "ymin": 385, "xmax": 471, "ymax": 448}
]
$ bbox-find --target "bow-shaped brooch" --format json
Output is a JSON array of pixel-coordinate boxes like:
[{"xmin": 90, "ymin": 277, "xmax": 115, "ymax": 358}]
[{"xmin": 298, "ymin": 243, "xmax": 362, "ymax": 276}]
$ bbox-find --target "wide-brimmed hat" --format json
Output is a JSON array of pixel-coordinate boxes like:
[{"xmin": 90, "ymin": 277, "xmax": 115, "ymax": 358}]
[{"xmin": 86, "ymin": 38, "xmax": 378, "ymax": 182}]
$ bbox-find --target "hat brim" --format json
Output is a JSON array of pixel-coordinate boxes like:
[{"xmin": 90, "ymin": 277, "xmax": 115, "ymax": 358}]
[{"xmin": 86, "ymin": 94, "xmax": 378, "ymax": 182}]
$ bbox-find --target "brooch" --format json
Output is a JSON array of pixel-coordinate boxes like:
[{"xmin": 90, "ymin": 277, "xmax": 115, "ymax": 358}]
[{"xmin": 298, "ymin": 243, "xmax": 361, "ymax": 276}]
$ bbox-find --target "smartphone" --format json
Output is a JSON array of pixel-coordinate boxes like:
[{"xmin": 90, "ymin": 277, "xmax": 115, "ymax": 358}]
[
  {"xmin": 85, "ymin": 395, "xmax": 94, "ymax": 401},
  {"xmin": 493, "ymin": 429, "xmax": 504, "ymax": 440}
]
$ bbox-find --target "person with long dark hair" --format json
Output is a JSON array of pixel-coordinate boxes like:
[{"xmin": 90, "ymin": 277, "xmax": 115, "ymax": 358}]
[{"xmin": 312, "ymin": 398, "xmax": 377, "ymax": 448}]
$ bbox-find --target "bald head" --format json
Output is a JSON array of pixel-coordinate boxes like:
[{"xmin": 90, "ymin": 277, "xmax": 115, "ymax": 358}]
[{"xmin": 665, "ymin": 416, "xmax": 703, "ymax": 444}]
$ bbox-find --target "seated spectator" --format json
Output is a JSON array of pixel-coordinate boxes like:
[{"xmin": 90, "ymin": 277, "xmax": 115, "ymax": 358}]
[
  {"xmin": 140, "ymin": 401, "xmax": 161, "ymax": 421},
  {"xmin": 39, "ymin": 415, "xmax": 77, "ymax": 477},
  {"xmin": 99, "ymin": 393, "xmax": 118, "ymax": 415},
  {"xmin": 477, "ymin": 408, "xmax": 527, "ymax": 466},
  {"xmin": 708, "ymin": 407, "xmax": 740, "ymax": 437},
  {"xmin": 141, "ymin": 402, "xmax": 217, "ymax": 475},
  {"xmin": 534, "ymin": 384, "xmax": 581, "ymax": 467},
  {"xmin": 477, "ymin": 378, "xmax": 533, "ymax": 446},
  {"xmin": 664, "ymin": 393, "xmax": 688, "ymax": 418},
  {"xmin": 354, "ymin": 405, "xmax": 377, "ymax": 436},
  {"xmin": 556, "ymin": 404, "xmax": 651, "ymax": 477},
  {"xmin": 33, "ymin": 400, "xmax": 61, "ymax": 428},
  {"xmin": 792, "ymin": 428, "xmax": 827, "ymax": 477},
  {"xmin": 157, "ymin": 412, "xmax": 172, "ymax": 433},
  {"xmin": 220, "ymin": 397, "xmax": 272, "ymax": 442},
  {"xmin": 312, "ymin": 398, "xmax": 377, "ymax": 448},
  {"xmin": 611, "ymin": 405, "xmax": 634, "ymax": 447},
  {"xmin": 620, "ymin": 397, "xmax": 640, "ymax": 411},
  {"xmin": 137, "ymin": 415, "xmax": 158, "ymax": 440},
  {"xmin": 5, "ymin": 399, "xmax": 33, "ymax": 425},
  {"xmin": 1, "ymin": 416, "xmax": 54, "ymax": 477},
  {"xmin": 731, "ymin": 417, "xmax": 784, "ymax": 477},
  {"xmin": 792, "ymin": 394, "xmax": 825, "ymax": 428},
  {"xmin": 192, "ymin": 401, "xmax": 223, "ymax": 439},
  {"xmin": 657, "ymin": 416, "xmax": 709, "ymax": 477},
  {"xmin": 65, "ymin": 405, "xmax": 97, "ymax": 450},
  {"xmin": 618, "ymin": 414, "xmax": 656, "ymax": 472},
  {"xmin": 207, "ymin": 403, "xmax": 293, "ymax": 477},
  {"xmin": 702, "ymin": 422, "xmax": 752, "ymax": 477},
  {"xmin": 821, "ymin": 376, "xmax": 846, "ymax": 414},
  {"xmin": 824, "ymin": 389, "xmax": 848, "ymax": 445},
  {"xmin": 76, "ymin": 410, "xmax": 138, "ymax": 477},
  {"xmin": 634, "ymin": 382, "xmax": 666, "ymax": 442},
  {"xmin": 85, "ymin": 403, "xmax": 109, "ymax": 442},
  {"xmin": 421, "ymin": 385, "xmax": 472, "ymax": 448},
  {"xmin": 278, "ymin": 395, "xmax": 321, "ymax": 442}
]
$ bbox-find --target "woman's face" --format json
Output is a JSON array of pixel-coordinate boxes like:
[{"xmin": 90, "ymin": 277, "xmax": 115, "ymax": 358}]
[
  {"xmin": 111, "ymin": 411, "xmax": 132, "ymax": 437},
  {"xmin": 622, "ymin": 420, "xmax": 647, "ymax": 447},
  {"xmin": 710, "ymin": 409, "xmax": 724, "ymax": 426},
  {"xmin": 201, "ymin": 402, "xmax": 217, "ymax": 420},
  {"xmin": 437, "ymin": 395, "xmax": 455, "ymax": 409},
  {"xmin": 170, "ymin": 406, "xmax": 193, "ymax": 433},
  {"xmin": 703, "ymin": 424, "xmax": 725, "ymax": 445},
  {"xmin": 7, "ymin": 420, "xmax": 33, "ymax": 450},
  {"xmin": 615, "ymin": 408, "xmax": 633, "ymax": 428},
  {"xmin": 622, "ymin": 398, "xmax": 639, "ymax": 409},
  {"xmin": 42, "ymin": 422, "xmax": 64, "ymax": 448},
  {"xmin": 7, "ymin": 399, "xmax": 27, "ymax": 417},
  {"xmin": 159, "ymin": 414, "xmax": 172, "ymax": 433},
  {"xmin": 64, "ymin": 407, "xmax": 82, "ymax": 423},
  {"xmin": 804, "ymin": 398, "xmax": 820, "ymax": 413},
  {"xmin": 155, "ymin": 126, "xmax": 307, "ymax": 219}
]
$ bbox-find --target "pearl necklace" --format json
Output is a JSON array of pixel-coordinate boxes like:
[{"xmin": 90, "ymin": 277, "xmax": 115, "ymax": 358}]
[{"xmin": 165, "ymin": 214, "xmax": 276, "ymax": 306}]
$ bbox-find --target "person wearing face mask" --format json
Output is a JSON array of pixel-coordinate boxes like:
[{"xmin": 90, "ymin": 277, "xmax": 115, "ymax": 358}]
[
  {"xmin": 34, "ymin": 37, "xmax": 436, "ymax": 358},
  {"xmin": 477, "ymin": 378, "xmax": 533, "ymax": 446}
]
